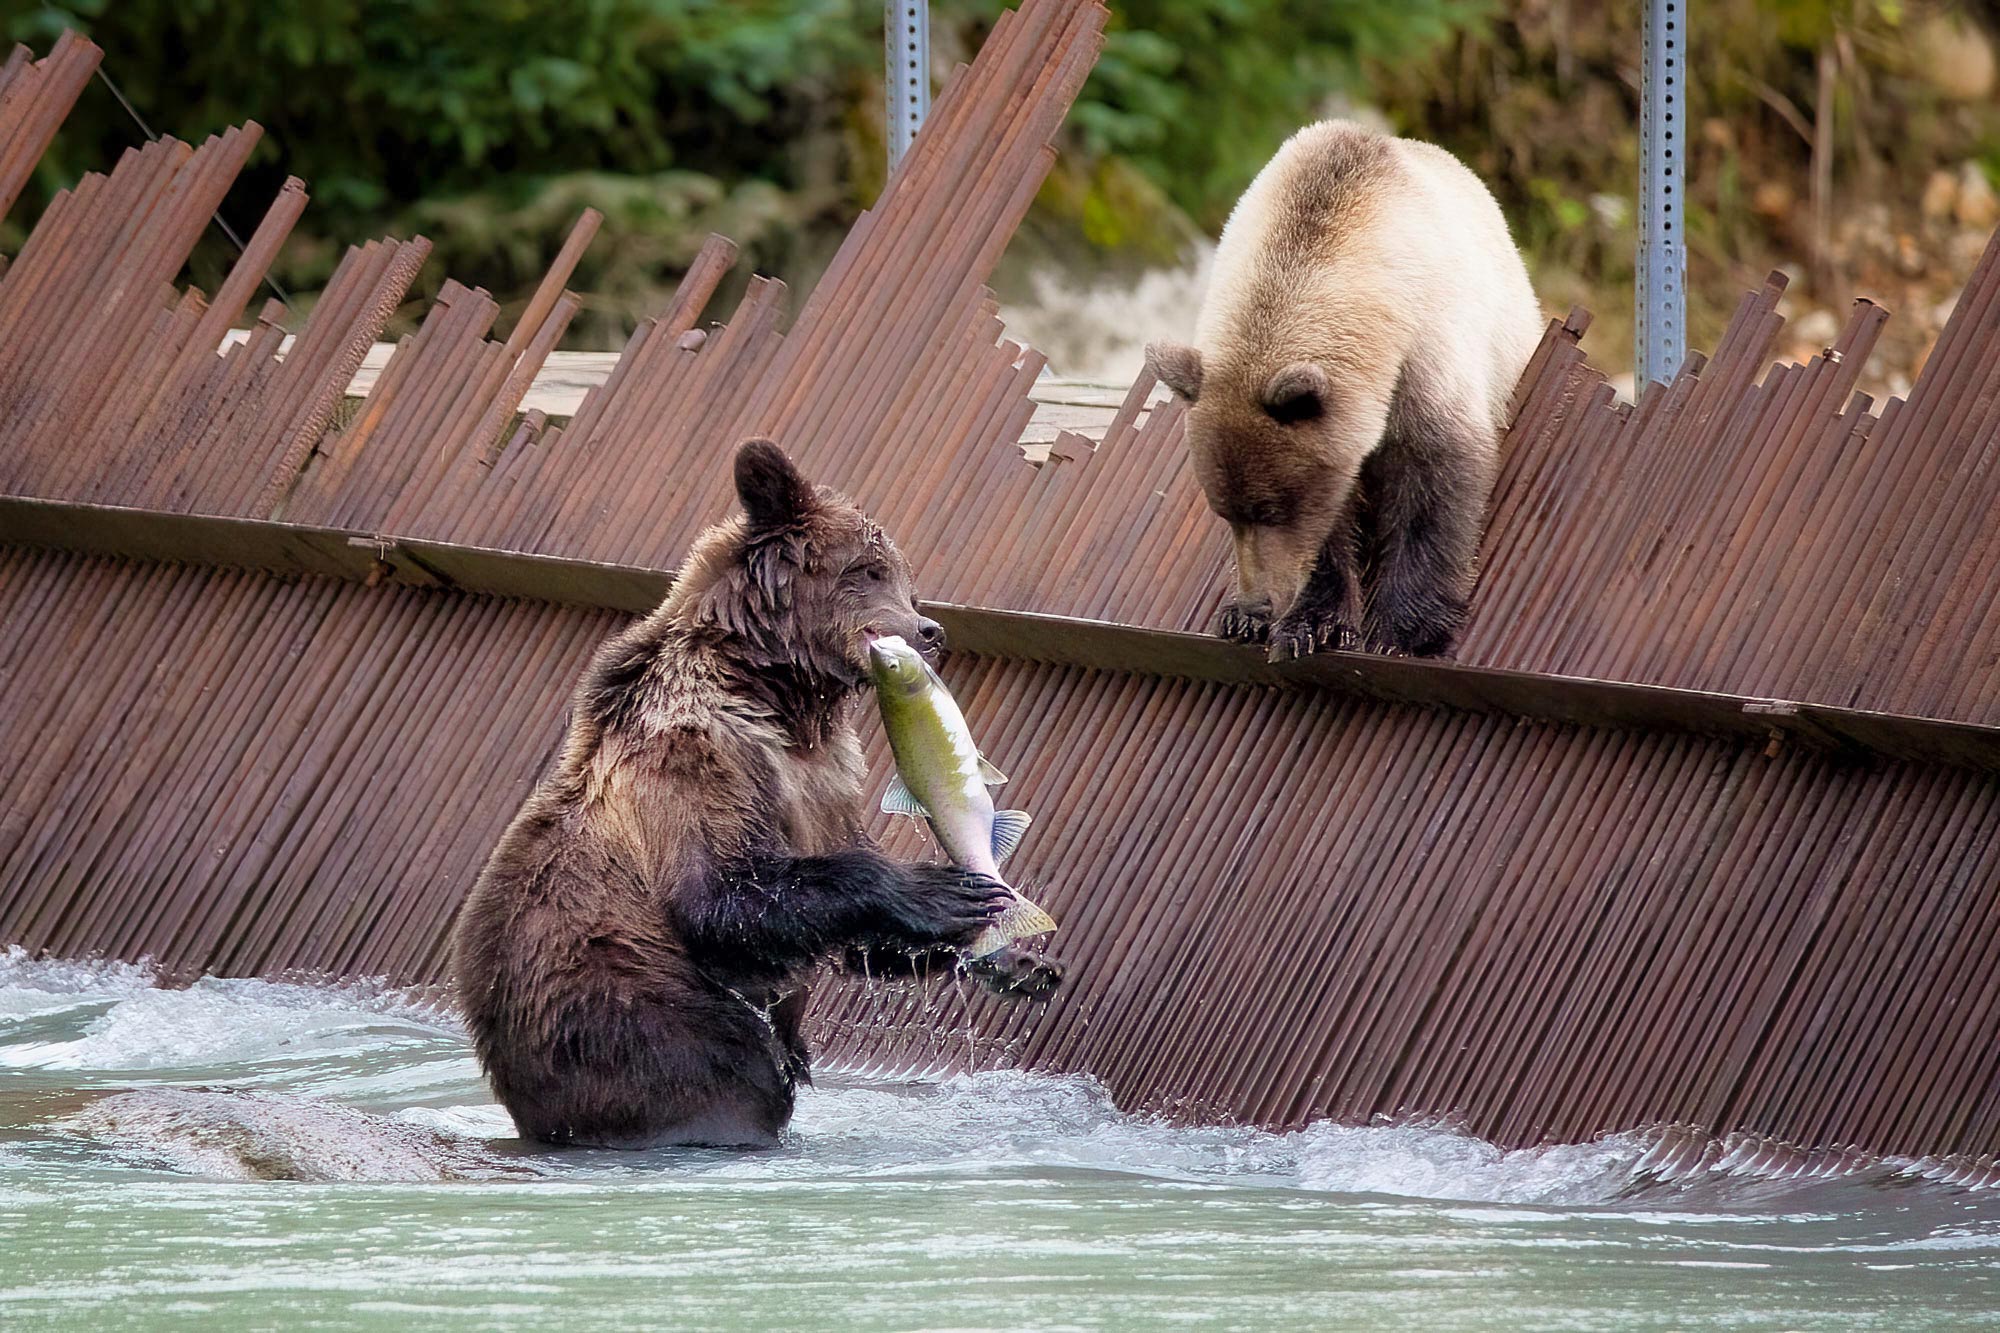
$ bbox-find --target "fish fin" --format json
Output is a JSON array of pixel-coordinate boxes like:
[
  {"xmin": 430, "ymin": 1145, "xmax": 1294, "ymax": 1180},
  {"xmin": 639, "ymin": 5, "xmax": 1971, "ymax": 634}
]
[
  {"xmin": 967, "ymin": 894, "xmax": 1058, "ymax": 958},
  {"xmin": 880, "ymin": 773, "xmax": 929, "ymax": 818},
  {"xmin": 1006, "ymin": 897, "xmax": 1058, "ymax": 936},
  {"xmin": 977, "ymin": 756, "xmax": 1009, "ymax": 787},
  {"xmin": 989, "ymin": 809, "xmax": 1032, "ymax": 864}
]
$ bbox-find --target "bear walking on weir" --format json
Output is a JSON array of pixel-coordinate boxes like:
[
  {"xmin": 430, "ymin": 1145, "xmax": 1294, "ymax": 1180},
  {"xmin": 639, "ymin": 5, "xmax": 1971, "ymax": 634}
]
[
  {"xmin": 450, "ymin": 440, "xmax": 1059, "ymax": 1150},
  {"xmin": 1146, "ymin": 120, "xmax": 1544, "ymax": 661}
]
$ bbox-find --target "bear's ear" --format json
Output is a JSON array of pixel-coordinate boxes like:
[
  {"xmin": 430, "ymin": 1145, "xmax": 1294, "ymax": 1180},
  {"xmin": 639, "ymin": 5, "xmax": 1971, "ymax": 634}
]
[
  {"xmin": 1144, "ymin": 341, "xmax": 1203, "ymax": 403},
  {"xmin": 734, "ymin": 438, "xmax": 818, "ymax": 530},
  {"xmin": 1260, "ymin": 362, "xmax": 1328, "ymax": 425}
]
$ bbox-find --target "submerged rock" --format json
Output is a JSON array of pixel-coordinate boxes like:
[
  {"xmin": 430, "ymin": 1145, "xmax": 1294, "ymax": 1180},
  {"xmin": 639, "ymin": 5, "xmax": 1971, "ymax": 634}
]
[{"xmin": 56, "ymin": 1088, "xmax": 533, "ymax": 1183}]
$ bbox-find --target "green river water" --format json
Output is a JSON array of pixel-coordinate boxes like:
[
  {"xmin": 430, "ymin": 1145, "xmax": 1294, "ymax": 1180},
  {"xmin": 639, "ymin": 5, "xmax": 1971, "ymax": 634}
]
[{"xmin": 1, "ymin": 951, "xmax": 1995, "ymax": 1331}]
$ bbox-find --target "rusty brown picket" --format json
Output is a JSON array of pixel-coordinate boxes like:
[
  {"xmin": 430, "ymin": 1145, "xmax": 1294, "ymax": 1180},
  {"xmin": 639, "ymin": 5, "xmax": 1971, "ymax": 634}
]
[{"xmin": 3, "ymin": 4, "xmax": 2000, "ymax": 1174}]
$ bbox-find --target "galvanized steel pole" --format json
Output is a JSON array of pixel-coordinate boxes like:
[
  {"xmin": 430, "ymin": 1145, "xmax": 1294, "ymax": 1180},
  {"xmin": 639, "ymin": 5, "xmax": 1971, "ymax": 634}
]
[
  {"xmin": 1636, "ymin": 0, "xmax": 1687, "ymax": 389},
  {"xmin": 885, "ymin": 1, "xmax": 931, "ymax": 168}
]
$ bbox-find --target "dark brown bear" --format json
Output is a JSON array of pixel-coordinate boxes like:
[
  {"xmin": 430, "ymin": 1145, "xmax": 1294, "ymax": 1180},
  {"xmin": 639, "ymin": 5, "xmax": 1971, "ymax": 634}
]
[{"xmin": 450, "ymin": 440, "xmax": 1059, "ymax": 1149}]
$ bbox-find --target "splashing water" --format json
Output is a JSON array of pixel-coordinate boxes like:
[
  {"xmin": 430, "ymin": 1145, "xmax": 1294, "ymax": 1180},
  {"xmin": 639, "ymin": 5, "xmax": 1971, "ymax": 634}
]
[
  {"xmin": 997, "ymin": 246, "xmax": 1212, "ymax": 383},
  {"xmin": 1, "ymin": 952, "xmax": 1996, "ymax": 1331}
]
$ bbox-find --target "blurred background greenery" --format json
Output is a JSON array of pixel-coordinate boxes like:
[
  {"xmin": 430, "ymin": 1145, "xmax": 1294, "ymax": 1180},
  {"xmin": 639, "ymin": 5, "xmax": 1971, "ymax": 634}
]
[{"xmin": 4, "ymin": 0, "xmax": 1999, "ymax": 390}]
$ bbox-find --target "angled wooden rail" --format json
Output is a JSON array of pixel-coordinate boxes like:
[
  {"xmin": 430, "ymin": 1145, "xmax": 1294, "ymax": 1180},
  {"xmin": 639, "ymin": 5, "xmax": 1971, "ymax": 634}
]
[{"xmin": 10, "ymin": 496, "xmax": 2000, "ymax": 776}]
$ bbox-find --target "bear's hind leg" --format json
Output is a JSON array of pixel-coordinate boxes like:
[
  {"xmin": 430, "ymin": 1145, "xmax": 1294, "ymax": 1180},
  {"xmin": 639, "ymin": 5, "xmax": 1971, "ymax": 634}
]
[
  {"xmin": 1363, "ymin": 391, "xmax": 1495, "ymax": 658},
  {"xmin": 499, "ymin": 985, "xmax": 797, "ymax": 1150}
]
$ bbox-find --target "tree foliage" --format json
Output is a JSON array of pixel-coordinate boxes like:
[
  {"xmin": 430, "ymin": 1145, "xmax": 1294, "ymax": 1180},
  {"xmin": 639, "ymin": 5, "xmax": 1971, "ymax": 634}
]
[
  {"xmin": 8, "ymin": 0, "xmax": 1482, "ymax": 233},
  {"xmin": 1, "ymin": 0, "xmax": 1480, "ymax": 331},
  {"xmin": 6, "ymin": 0, "xmax": 869, "ymax": 220},
  {"xmin": 1067, "ymin": 0, "xmax": 1492, "ymax": 228}
]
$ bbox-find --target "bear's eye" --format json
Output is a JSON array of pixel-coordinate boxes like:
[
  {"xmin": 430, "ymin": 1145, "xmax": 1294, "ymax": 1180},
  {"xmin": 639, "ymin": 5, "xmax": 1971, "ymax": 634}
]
[{"xmin": 865, "ymin": 564, "xmax": 888, "ymax": 584}]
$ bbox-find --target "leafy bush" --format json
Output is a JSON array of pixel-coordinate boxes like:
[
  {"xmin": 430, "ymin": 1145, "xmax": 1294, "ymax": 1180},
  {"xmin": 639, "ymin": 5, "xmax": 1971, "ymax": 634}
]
[
  {"xmin": 0, "ymin": 0, "xmax": 1483, "ymax": 332},
  {"xmin": 7, "ymin": 0, "xmax": 868, "ymax": 218},
  {"xmin": 1067, "ymin": 0, "xmax": 1492, "ymax": 228}
]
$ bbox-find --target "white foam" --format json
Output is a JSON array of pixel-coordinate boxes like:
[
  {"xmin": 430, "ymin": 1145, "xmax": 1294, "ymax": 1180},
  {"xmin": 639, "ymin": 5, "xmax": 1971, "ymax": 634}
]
[
  {"xmin": 391, "ymin": 1103, "xmax": 518, "ymax": 1141},
  {"xmin": 0, "ymin": 948, "xmax": 161, "ymax": 1027},
  {"xmin": 998, "ymin": 246, "xmax": 1212, "ymax": 383},
  {"xmin": 1, "ymin": 959, "xmax": 1987, "ymax": 1207},
  {"xmin": 0, "ymin": 958, "xmax": 459, "ymax": 1073},
  {"xmin": 764, "ymin": 1071, "xmax": 1660, "ymax": 1205},
  {"xmin": 1287, "ymin": 1120, "xmax": 1656, "ymax": 1204},
  {"xmin": 0, "ymin": 944, "xmax": 159, "ymax": 994}
]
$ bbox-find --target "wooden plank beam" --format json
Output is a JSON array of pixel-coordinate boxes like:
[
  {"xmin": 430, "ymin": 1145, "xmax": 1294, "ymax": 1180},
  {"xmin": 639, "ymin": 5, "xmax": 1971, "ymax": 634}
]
[{"xmin": 8, "ymin": 493, "xmax": 1999, "ymax": 775}]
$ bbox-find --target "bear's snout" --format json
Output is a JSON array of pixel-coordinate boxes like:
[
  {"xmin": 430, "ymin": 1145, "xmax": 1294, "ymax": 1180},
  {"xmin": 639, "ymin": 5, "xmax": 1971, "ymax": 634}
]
[{"xmin": 914, "ymin": 616, "xmax": 945, "ymax": 654}]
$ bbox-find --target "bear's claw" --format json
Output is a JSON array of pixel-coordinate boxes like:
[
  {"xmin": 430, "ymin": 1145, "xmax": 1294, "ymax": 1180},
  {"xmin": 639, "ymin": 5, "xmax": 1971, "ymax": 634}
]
[
  {"xmin": 1213, "ymin": 600, "xmax": 1273, "ymax": 644},
  {"xmin": 1267, "ymin": 607, "xmax": 1359, "ymax": 662},
  {"xmin": 965, "ymin": 946, "xmax": 1063, "ymax": 1002},
  {"xmin": 894, "ymin": 867, "xmax": 1011, "ymax": 945}
]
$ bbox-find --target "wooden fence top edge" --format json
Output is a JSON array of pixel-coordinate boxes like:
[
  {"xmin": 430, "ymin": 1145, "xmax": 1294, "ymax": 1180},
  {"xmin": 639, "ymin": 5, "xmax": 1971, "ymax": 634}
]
[{"xmin": 7, "ymin": 493, "xmax": 1996, "ymax": 775}]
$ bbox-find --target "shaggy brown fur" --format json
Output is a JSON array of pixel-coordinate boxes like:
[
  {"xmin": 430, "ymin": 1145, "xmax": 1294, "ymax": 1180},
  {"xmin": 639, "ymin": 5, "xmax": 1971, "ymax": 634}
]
[{"xmin": 450, "ymin": 440, "xmax": 1059, "ymax": 1149}]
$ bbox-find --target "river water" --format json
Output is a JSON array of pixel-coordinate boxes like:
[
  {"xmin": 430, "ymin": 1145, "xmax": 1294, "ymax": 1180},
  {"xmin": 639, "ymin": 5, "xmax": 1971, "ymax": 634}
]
[{"xmin": 1, "ymin": 950, "xmax": 1995, "ymax": 1332}]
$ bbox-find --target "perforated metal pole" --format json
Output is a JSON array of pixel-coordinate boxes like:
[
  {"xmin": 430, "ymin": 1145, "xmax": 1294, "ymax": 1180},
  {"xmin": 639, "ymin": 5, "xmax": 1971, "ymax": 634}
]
[
  {"xmin": 885, "ymin": 1, "xmax": 930, "ymax": 169},
  {"xmin": 1636, "ymin": 0, "xmax": 1687, "ymax": 389}
]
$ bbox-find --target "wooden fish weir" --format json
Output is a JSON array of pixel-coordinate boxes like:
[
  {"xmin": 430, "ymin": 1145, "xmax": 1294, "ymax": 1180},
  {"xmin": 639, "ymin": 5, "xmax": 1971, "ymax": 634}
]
[{"xmin": 5, "ymin": 4, "xmax": 2000, "ymax": 1181}]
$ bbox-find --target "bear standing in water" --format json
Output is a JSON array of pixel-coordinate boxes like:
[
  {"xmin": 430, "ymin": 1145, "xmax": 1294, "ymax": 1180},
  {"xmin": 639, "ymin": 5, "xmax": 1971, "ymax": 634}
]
[
  {"xmin": 451, "ymin": 440, "xmax": 1058, "ymax": 1149},
  {"xmin": 1145, "ymin": 120, "xmax": 1544, "ymax": 660}
]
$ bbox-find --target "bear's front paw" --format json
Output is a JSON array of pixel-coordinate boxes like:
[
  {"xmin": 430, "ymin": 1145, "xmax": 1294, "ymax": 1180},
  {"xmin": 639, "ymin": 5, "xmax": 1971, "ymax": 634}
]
[
  {"xmin": 1267, "ymin": 605, "xmax": 1358, "ymax": 662},
  {"xmin": 893, "ymin": 866, "xmax": 1011, "ymax": 946},
  {"xmin": 1212, "ymin": 599, "xmax": 1273, "ymax": 645},
  {"xmin": 965, "ymin": 946, "xmax": 1062, "ymax": 1002}
]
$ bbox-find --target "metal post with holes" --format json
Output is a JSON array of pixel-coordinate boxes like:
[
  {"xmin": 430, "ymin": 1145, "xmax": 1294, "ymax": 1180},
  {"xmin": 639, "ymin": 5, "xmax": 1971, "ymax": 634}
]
[
  {"xmin": 885, "ymin": 1, "xmax": 930, "ymax": 169},
  {"xmin": 1636, "ymin": 0, "xmax": 1687, "ymax": 389}
]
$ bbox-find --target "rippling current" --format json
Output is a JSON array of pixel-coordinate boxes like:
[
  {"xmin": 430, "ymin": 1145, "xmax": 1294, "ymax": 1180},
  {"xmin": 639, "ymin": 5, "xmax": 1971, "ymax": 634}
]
[{"xmin": 1, "ymin": 950, "xmax": 1996, "ymax": 1331}]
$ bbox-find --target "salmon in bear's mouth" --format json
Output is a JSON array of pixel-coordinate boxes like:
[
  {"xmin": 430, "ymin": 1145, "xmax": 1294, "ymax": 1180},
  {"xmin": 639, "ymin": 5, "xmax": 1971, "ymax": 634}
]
[
  {"xmin": 855, "ymin": 628, "xmax": 888, "ymax": 686},
  {"xmin": 863, "ymin": 625, "xmax": 937, "ymax": 660}
]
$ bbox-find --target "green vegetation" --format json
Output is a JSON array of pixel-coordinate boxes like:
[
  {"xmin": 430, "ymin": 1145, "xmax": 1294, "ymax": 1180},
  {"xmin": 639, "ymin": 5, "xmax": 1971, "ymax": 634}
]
[
  {"xmin": 1374, "ymin": 1, "xmax": 2000, "ymax": 380},
  {"xmin": 5, "ymin": 1, "xmax": 1999, "ymax": 377},
  {"xmin": 1, "ymin": 0, "xmax": 1487, "ymax": 333},
  {"xmin": 1061, "ymin": 0, "xmax": 1489, "ymax": 228},
  {"xmin": 3, "ymin": 0, "xmax": 886, "ymax": 336}
]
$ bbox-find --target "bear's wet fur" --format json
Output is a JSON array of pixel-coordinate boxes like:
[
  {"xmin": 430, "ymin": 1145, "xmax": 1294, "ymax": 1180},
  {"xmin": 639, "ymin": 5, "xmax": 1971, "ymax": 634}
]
[{"xmin": 450, "ymin": 440, "xmax": 1057, "ymax": 1149}]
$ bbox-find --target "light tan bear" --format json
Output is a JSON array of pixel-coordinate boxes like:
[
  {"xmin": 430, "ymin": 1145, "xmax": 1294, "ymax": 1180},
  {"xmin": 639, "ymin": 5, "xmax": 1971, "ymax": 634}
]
[{"xmin": 1146, "ymin": 121, "xmax": 1543, "ymax": 659}]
